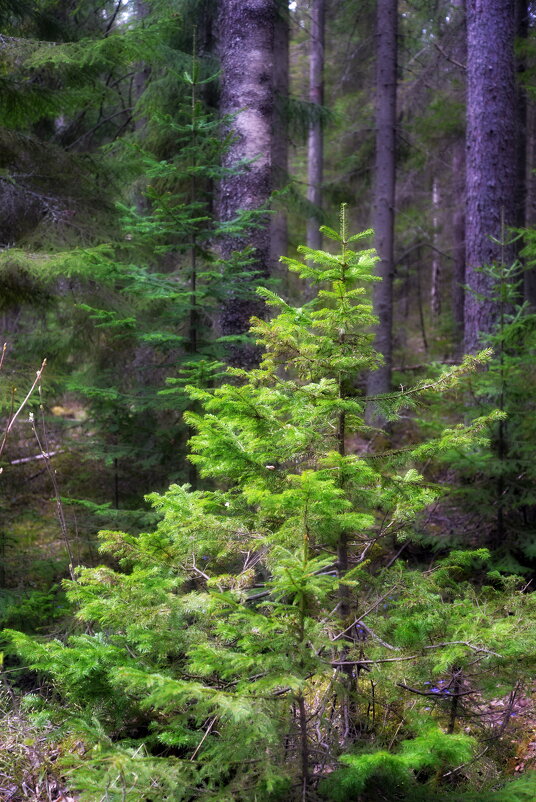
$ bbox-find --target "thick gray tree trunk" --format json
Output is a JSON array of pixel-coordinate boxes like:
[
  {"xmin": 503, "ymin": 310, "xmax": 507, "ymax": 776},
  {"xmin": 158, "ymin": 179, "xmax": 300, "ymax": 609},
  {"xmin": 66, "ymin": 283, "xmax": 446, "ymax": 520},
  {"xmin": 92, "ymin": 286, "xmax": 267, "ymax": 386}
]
[
  {"xmin": 367, "ymin": 0, "xmax": 397, "ymax": 399},
  {"xmin": 217, "ymin": 0, "xmax": 275, "ymax": 367},
  {"xmin": 464, "ymin": 0, "xmax": 517, "ymax": 353},
  {"xmin": 306, "ymin": 0, "xmax": 325, "ymax": 251},
  {"xmin": 269, "ymin": 0, "xmax": 289, "ymax": 273}
]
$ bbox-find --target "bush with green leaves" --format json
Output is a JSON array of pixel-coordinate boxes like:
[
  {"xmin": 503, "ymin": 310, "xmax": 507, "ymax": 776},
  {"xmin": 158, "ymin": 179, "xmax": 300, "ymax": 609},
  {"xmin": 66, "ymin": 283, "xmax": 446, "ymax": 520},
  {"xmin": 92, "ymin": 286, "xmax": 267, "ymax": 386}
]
[{"xmin": 4, "ymin": 210, "xmax": 536, "ymax": 801}]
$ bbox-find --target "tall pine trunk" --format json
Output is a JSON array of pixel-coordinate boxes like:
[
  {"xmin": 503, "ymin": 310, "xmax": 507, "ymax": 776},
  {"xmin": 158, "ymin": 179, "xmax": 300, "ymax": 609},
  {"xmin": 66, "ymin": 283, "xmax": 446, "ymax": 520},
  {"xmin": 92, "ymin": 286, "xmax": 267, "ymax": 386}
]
[
  {"xmin": 464, "ymin": 0, "xmax": 517, "ymax": 353},
  {"xmin": 431, "ymin": 177, "xmax": 441, "ymax": 318},
  {"xmin": 516, "ymin": 0, "xmax": 528, "ymax": 238},
  {"xmin": 451, "ymin": 0, "xmax": 466, "ymax": 345},
  {"xmin": 269, "ymin": 0, "xmax": 289, "ymax": 272},
  {"xmin": 525, "ymin": 100, "xmax": 536, "ymax": 307},
  {"xmin": 367, "ymin": 0, "xmax": 397, "ymax": 398},
  {"xmin": 306, "ymin": 0, "xmax": 325, "ymax": 251},
  {"xmin": 216, "ymin": 0, "xmax": 275, "ymax": 367}
]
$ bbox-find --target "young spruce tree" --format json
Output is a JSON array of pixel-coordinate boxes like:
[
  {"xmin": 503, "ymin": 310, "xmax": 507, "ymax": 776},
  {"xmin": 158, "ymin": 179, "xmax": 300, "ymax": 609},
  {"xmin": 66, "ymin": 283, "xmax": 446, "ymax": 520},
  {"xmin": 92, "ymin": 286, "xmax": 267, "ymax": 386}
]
[{"xmin": 5, "ymin": 209, "xmax": 536, "ymax": 802}]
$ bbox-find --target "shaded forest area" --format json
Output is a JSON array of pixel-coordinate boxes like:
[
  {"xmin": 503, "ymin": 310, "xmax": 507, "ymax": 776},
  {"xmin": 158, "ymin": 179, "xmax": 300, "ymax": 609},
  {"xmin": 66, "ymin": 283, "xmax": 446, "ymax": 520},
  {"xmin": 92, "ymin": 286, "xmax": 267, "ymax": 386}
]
[{"xmin": 2, "ymin": 0, "xmax": 536, "ymax": 800}]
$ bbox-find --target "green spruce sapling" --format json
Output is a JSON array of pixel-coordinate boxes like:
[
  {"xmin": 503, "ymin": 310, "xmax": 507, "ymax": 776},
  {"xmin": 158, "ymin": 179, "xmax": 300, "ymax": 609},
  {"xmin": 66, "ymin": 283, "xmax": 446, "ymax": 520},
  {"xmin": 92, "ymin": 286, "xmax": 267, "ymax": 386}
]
[{"xmin": 6, "ymin": 209, "xmax": 534, "ymax": 802}]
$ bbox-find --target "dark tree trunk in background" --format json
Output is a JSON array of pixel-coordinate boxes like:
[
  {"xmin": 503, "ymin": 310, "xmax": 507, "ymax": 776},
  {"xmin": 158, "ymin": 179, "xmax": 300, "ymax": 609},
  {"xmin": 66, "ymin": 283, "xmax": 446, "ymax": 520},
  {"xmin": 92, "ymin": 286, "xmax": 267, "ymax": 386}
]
[
  {"xmin": 306, "ymin": 0, "xmax": 325, "ymax": 251},
  {"xmin": 526, "ymin": 98, "xmax": 536, "ymax": 306},
  {"xmin": 451, "ymin": 0, "xmax": 466, "ymax": 344},
  {"xmin": 367, "ymin": 0, "xmax": 397, "ymax": 399},
  {"xmin": 217, "ymin": 0, "xmax": 275, "ymax": 367},
  {"xmin": 515, "ymin": 0, "xmax": 536, "ymax": 307},
  {"xmin": 516, "ymin": 0, "xmax": 528, "ymax": 236},
  {"xmin": 431, "ymin": 177, "xmax": 441, "ymax": 318},
  {"xmin": 464, "ymin": 0, "xmax": 517, "ymax": 354},
  {"xmin": 133, "ymin": 0, "xmax": 150, "ymax": 132},
  {"xmin": 269, "ymin": 0, "xmax": 289, "ymax": 272}
]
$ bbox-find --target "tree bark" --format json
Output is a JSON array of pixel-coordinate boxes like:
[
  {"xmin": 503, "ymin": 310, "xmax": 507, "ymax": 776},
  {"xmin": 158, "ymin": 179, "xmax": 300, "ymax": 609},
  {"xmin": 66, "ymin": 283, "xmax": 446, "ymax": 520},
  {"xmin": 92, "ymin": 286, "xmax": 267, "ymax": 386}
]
[
  {"xmin": 516, "ymin": 0, "xmax": 528, "ymax": 237},
  {"xmin": 525, "ymin": 98, "xmax": 536, "ymax": 306},
  {"xmin": 464, "ymin": 0, "xmax": 517, "ymax": 354},
  {"xmin": 367, "ymin": 0, "xmax": 397, "ymax": 398},
  {"xmin": 431, "ymin": 177, "xmax": 441, "ymax": 318},
  {"xmin": 216, "ymin": 0, "xmax": 275, "ymax": 367},
  {"xmin": 269, "ymin": 0, "xmax": 289, "ymax": 272},
  {"xmin": 306, "ymin": 0, "xmax": 325, "ymax": 251},
  {"xmin": 515, "ymin": 0, "xmax": 536, "ymax": 307},
  {"xmin": 133, "ymin": 0, "xmax": 150, "ymax": 134},
  {"xmin": 451, "ymin": 0, "xmax": 466, "ymax": 345}
]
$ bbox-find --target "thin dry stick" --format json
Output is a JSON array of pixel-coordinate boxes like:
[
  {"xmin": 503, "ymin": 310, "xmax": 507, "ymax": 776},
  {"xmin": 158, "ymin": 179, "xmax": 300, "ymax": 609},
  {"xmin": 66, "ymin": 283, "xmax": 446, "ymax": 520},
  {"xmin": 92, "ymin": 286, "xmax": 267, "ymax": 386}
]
[
  {"xmin": 332, "ymin": 655, "xmax": 418, "ymax": 666},
  {"xmin": 0, "ymin": 358, "xmax": 46, "ymax": 460},
  {"xmin": 30, "ymin": 398, "xmax": 76, "ymax": 580},
  {"xmin": 190, "ymin": 717, "xmax": 216, "ymax": 761},
  {"xmin": 0, "ymin": 342, "xmax": 7, "ymax": 372},
  {"xmin": 10, "ymin": 450, "xmax": 63, "ymax": 465},
  {"xmin": 424, "ymin": 642, "xmax": 503, "ymax": 658},
  {"xmin": 443, "ymin": 747, "xmax": 489, "ymax": 779}
]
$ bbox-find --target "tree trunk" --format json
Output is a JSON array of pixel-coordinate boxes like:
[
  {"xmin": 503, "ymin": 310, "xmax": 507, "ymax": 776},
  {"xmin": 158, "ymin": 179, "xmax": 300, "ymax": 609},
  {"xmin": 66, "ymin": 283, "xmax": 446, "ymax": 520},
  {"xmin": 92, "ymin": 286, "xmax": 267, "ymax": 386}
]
[
  {"xmin": 525, "ymin": 97, "xmax": 536, "ymax": 306},
  {"xmin": 515, "ymin": 0, "xmax": 536, "ymax": 307},
  {"xmin": 216, "ymin": 0, "xmax": 275, "ymax": 367},
  {"xmin": 269, "ymin": 0, "xmax": 289, "ymax": 273},
  {"xmin": 367, "ymin": 0, "xmax": 397, "ymax": 398},
  {"xmin": 133, "ymin": 0, "xmax": 150, "ymax": 133},
  {"xmin": 306, "ymin": 0, "xmax": 325, "ymax": 251},
  {"xmin": 452, "ymin": 141, "xmax": 466, "ymax": 340},
  {"xmin": 464, "ymin": 0, "xmax": 517, "ymax": 354},
  {"xmin": 451, "ymin": 0, "xmax": 466, "ymax": 345},
  {"xmin": 516, "ymin": 0, "xmax": 528, "ymax": 237},
  {"xmin": 431, "ymin": 177, "xmax": 441, "ymax": 318}
]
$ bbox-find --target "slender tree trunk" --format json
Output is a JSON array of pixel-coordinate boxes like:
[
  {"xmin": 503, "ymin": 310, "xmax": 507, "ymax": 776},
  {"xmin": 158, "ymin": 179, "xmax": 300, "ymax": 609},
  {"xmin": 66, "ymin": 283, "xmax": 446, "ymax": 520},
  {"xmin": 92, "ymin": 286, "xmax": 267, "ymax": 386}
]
[
  {"xmin": 525, "ymin": 95, "xmax": 536, "ymax": 306},
  {"xmin": 451, "ymin": 0, "xmax": 466, "ymax": 344},
  {"xmin": 367, "ymin": 0, "xmax": 397, "ymax": 398},
  {"xmin": 516, "ymin": 0, "xmax": 528, "ymax": 237},
  {"xmin": 464, "ymin": 0, "xmax": 517, "ymax": 354},
  {"xmin": 269, "ymin": 0, "xmax": 289, "ymax": 272},
  {"xmin": 216, "ymin": 0, "xmax": 275, "ymax": 367},
  {"xmin": 306, "ymin": 0, "xmax": 325, "ymax": 251},
  {"xmin": 133, "ymin": 0, "xmax": 150, "ymax": 133},
  {"xmin": 431, "ymin": 177, "xmax": 441, "ymax": 318},
  {"xmin": 515, "ymin": 0, "xmax": 536, "ymax": 306},
  {"xmin": 452, "ymin": 143, "xmax": 466, "ymax": 339}
]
